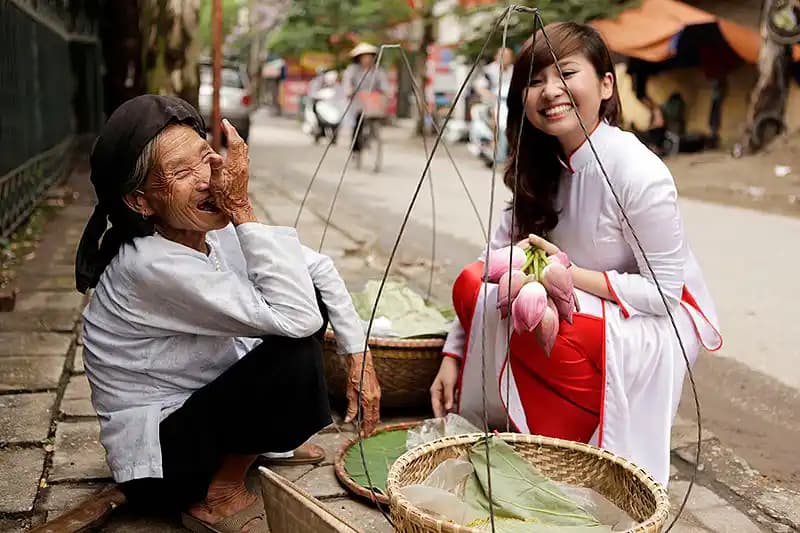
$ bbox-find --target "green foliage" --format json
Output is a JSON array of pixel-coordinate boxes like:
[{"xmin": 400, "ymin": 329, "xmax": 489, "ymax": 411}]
[
  {"xmin": 343, "ymin": 429, "xmax": 409, "ymax": 494},
  {"xmin": 456, "ymin": 0, "xmax": 641, "ymax": 61},
  {"xmin": 267, "ymin": 0, "xmax": 414, "ymax": 63}
]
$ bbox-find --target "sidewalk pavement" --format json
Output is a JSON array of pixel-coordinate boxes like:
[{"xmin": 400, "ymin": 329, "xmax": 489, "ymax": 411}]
[{"xmin": 0, "ymin": 161, "xmax": 796, "ymax": 532}]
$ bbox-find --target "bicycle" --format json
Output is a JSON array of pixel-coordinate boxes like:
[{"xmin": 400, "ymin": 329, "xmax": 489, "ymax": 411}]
[{"xmin": 353, "ymin": 91, "xmax": 386, "ymax": 173}]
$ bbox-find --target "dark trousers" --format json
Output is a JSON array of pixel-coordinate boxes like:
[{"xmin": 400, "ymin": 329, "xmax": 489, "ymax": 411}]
[
  {"xmin": 121, "ymin": 304, "xmax": 331, "ymax": 512},
  {"xmin": 351, "ymin": 111, "xmax": 364, "ymax": 152}
]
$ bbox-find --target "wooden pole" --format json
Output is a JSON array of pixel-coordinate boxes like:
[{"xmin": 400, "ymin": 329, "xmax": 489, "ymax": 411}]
[{"xmin": 211, "ymin": 0, "xmax": 223, "ymax": 151}]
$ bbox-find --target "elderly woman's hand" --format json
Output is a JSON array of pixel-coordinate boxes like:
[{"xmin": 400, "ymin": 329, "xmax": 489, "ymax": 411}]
[
  {"xmin": 209, "ymin": 120, "xmax": 256, "ymax": 225},
  {"xmin": 345, "ymin": 350, "xmax": 381, "ymax": 437}
]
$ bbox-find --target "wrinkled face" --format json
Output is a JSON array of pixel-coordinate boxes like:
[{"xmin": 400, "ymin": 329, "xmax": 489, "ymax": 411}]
[
  {"xmin": 524, "ymin": 53, "xmax": 613, "ymax": 152},
  {"xmin": 358, "ymin": 53, "xmax": 376, "ymax": 68},
  {"xmin": 141, "ymin": 125, "xmax": 228, "ymax": 233}
]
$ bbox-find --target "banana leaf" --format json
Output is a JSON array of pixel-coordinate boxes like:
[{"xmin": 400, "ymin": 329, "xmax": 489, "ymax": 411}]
[
  {"xmin": 465, "ymin": 437, "xmax": 611, "ymax": 532},
  {"xmin": 342, "ymin": 429, "xmax": 409, "ymax": 494},
  {"xmin": 350, "ymin": 280, "xmax": 452, "ymax": 338}
]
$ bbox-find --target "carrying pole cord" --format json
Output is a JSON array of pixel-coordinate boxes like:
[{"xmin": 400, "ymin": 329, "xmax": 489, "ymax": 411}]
[{"xmin": 352, "ymin": 8, "xmax": 513, "ymax": 527}]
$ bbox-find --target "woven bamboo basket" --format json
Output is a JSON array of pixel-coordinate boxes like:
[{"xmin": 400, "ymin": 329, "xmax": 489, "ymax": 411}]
[
  {"xmin": 323, "ymin": 331, "xmax": 444, "ymax": 409},
  {"xmin": 334, "ymin": 421, "xmax": 422, "ymax": 506},
  {"xmin": 386, "ymin": 433, "xmax": 670, "ymax": 533}
]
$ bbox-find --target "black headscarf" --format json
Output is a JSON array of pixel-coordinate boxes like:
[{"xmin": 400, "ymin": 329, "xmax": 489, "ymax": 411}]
[{"xmin": 75, "ymin": 95, "xmax": 206, "ymax": 293}]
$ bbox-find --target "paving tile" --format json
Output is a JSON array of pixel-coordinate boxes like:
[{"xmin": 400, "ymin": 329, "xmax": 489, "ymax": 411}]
[
  {"xmin": 61, "ymin": 374, "xmax": 95, "ymax": 417},
  {"xmin": 669, "ymin": 481, "xmax": 761, "ymax": 533},
  {"xmin": 671, "ymin": 415, "xmax": 715, "ymax": 450},
  {"xmin": 295, "ymin": 465, "xmax": 348, "ymax": 499},
  {"xmin": 24, "ymin": 274, "xmax": 78, "ymax": 292},
  {"xmin": 15, "ymin": 291, "xmax": 85, "ymax": 313},
  {"xmin": 0, "ymin": 310, "xmax": 77, "ymax": 332},
  {"xmin": 0, "ymin": 356, "xmax": 64, "ymax": 391},
  {"xmin": 39, "ymin": 482, "xmax": 111, "ymax": 519},
  {"xmin": 50, "ymin": 420, "xmax": 111, "ymax": 482},
  {"xmin": 0, "ymin": 331, "xmax": 72, "ymax": 357},
  {"xmin": 0, "ymin": 518, "xmax": 33, "ymax": 533},
  {"xmin": 0, "ymin": 392, "xmax": 55, "ymax": 443},
  {"xmin": 308, "ymin": 430, "xmax": 356, "ymax": 466},
  {"xmin": 323, "ymin": 497, "xmax": 394, "ymax": 532},
  {"xmin": 19, "ymin": 263, "xmax": 76, "ymax": 278},
  {"xmin": 0, "ymin": 448, "xmax": 46, "ymax": 513},
  {"xmin": 73, "ymin": 345, "xmax": 85, "ymax": 373}
]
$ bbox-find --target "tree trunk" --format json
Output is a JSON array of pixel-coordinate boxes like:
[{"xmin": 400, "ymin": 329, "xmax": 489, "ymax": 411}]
[
  {"xmin": 99, "ymin": 0, "xmax": 146, "ymax": 116},
  {"xmin": 737, "ymin": 0, "xmax": 793, "ymax": 154},
  {"xmin": 141, "ymin": 0, "xmax": 201, "ymax": 109}
]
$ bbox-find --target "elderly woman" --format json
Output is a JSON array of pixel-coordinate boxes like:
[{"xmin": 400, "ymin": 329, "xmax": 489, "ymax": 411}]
[{"xmin": 75, "ymin": 95, "xmax": 380, "ymax": 533}]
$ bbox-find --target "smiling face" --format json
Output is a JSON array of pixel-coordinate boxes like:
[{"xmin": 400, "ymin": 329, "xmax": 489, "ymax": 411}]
[
  {"xmin": 524, "ymin": 53, "xmax": 614, "ymax": 154},
  {"xmin": 125, "ymin": 124, "xmax": 228, "ymax": 250}
]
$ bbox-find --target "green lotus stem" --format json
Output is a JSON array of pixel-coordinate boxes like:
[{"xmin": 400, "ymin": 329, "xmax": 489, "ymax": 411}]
[{"xmin": 520, "ymin": 253, "xmax": 536, "ymax": 274}]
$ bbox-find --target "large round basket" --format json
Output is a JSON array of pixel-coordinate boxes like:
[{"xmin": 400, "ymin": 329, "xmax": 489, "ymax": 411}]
[
  {"xmin": 334, "ymin": 421, "xmax": 422, "ymax": 506},
  {"xmin": 386, "ymin": 433, "xmax": 670, "ymax": 533},
  {"xmin": 323, "ymin": 331, "xmax": 444, "ymax": 409}
]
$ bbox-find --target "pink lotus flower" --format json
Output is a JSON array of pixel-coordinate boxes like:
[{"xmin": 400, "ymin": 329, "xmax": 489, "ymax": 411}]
[
  {"xmin": 511, "ymin": 281, "xmax": 548, "ymax": 334},
  {"xmin": 547, "ymin": 251, "xmax": 571, "ymax": 269},
  {"xmin": 541, "ymin": 262, "xmax": 576, "ymax": 324},
  {"xmin": 487, "ymin": 246, "xmax": 527, "ymax": 283},
  {"xmin": 496, "ymin": 269, "xmax": 526, "ymax": 319},
  {"xmin": 535, "ymin": 298, "xmax": 560, "ymax": 356}
]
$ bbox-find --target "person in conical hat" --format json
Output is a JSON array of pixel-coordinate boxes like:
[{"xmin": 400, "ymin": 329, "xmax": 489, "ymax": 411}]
[{"xmin": 343, "ymin": 42, "xmax": 389, "ymax": 152}]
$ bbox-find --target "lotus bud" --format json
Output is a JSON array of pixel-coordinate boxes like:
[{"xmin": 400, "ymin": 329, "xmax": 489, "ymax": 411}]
[
  {"xmin": 511, "ymin": 281, "xmax": 548, "ymax": 333},
  {"xmin": 496, "ymin": 269, "xmax": 526, "ymax": 319},
  {"xmin": 541, "ymin": 262, "xmax": 575, "ymax": 324},
  {"xmin": 547, "ymin": 251, "xmax": 571, "ymax": 269},
  {"xmin": 487, "ymin": 246, "xmax": 527, "ymax": 283},
  {"xmin": 535, "ymin": 298, "xmax": 560, "ymax": 356}
]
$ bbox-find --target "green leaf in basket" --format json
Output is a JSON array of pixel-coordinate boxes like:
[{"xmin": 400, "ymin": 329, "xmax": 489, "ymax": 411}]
[
  {"xmin": 343, "ymin": 429, "xmax": 409, "ymax": 494},
  {"xmin": 465, "ymin": 437, "xmax": 608, "ymax": 532},
  {"xmin": 351, "ymin": 280, "xmax": 452, "ymax": 338}
]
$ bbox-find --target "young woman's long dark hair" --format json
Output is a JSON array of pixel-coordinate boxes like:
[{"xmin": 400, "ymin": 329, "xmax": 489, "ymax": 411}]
[{"xmin": 504, "ymin": 22, "xmax": 622, "ymax": 240}]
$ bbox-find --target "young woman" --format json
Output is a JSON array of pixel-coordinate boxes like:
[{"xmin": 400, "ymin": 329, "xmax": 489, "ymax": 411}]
[{"xmin": 430, "ymin": 22, "xmax": 722, "ymax": 486}]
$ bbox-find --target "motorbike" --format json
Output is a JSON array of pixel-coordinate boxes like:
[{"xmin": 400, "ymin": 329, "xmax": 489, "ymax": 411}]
[
  {"xmin": 302, "ymin": 87, "xmax": 344, "ymax": 144},
  {"xmin": 468, "ymin": 100, "xmax": 507, "ymax": 168}
]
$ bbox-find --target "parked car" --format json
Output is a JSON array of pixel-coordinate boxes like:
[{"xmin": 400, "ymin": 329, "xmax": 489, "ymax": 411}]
[{"xmin": 198, "ymin": 62, "xmax": 253, "ymax": 142}]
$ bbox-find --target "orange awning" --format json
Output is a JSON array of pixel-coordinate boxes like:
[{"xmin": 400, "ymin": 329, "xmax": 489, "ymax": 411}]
[{"xmin": 590, "ymin": 0, "xmax": 800, "ymax": 64}]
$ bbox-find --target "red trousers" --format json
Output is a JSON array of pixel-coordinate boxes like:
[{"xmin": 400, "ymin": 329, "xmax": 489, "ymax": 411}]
[{"xmin": 453, "ymin": 261, "xmax": 603, "ymax": 442}]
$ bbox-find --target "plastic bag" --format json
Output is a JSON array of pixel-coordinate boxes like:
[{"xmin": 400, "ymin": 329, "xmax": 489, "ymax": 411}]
[
  {"xmin": 553, "ymin": 483, "xmax": 637, "ymax": 531},
  {"xmin": 399, "ymin": 459, "xmax": 483, "ymax": 525},
  {"xmin": 406, "ymin": 413, "xmax": 482, "ymax": 450}
]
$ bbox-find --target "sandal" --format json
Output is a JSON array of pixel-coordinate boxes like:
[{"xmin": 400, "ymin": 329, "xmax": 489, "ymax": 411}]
[
  {"xmin": 259, "ymin": 443, "xmax": 325, "ymax": 466},
  {"xmin": 182, "ymin": 498, "xmax": 269, "ymax": 533}
]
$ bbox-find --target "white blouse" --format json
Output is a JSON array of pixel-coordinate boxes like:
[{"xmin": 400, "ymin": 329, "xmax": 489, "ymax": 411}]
[
  {"xmin": 444, "ymin": 121, "xmax": 721, "ymax": 358},
  {"xmin": 82, "ymin": 223, "xmax": 366, "ymax": 482}
]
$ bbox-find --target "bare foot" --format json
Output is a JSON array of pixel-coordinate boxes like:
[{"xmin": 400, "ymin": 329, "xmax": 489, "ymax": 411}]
[{"xmin": 187, "ymin": 486, "xmax": 261, "ymax": 531}]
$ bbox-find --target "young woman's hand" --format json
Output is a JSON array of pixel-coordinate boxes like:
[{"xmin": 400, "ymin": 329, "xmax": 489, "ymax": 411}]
[
  {"xmin": 345, "ymin": 350, "xmax": 381, "ymax": 437},
  {"xmin": 517, "ymin": 233, "xmax": 560, "ymax": 255},
  {"xmin": 430, "ymin": 357, "xmax": 461, "ymax": 418},
  {"xmin": 209, "ymin": 119, "xmax": 256, "ymax": 225}
]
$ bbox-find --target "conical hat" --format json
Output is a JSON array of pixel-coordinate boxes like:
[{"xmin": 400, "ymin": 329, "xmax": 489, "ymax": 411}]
[{"xmin": 349, "ymin": 43, "xmax": 379, "ymax": 58}]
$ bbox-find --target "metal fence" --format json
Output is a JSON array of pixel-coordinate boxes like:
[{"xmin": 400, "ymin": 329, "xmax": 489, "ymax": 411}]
[{"xmin": 0, "ymin": 0, "xmax": 102, "ymax": 239}]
